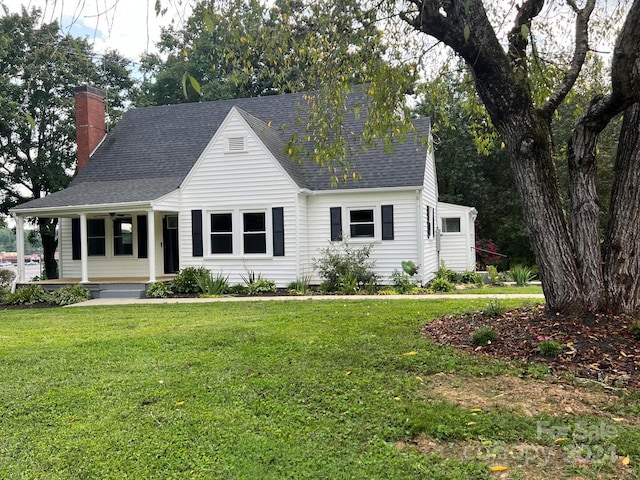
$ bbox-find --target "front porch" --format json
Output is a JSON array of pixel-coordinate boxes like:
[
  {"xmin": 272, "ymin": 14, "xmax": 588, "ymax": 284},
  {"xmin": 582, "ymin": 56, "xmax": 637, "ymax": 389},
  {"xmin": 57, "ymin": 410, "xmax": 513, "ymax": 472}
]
[{"xmin": 20, "ymin": 276, "xmax": 176, "ymax": 299}]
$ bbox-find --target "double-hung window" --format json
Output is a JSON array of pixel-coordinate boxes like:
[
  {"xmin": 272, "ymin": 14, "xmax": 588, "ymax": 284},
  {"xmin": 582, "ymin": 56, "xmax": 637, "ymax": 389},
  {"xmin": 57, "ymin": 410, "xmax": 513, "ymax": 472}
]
[
  {"xmin": 113, "ymin": 217, "xmax": 133, "ymax": 255},
  {"xmin": 211, "ymin": 213, "xmax": 233, "ymax": 254},
  {"xmin": 243, "ymin": 212, "xmax": 266, "ymax": 254},
  {"xmin": 349, "ymin": 209, "xmax": 375, "ymax": 238},
  {"xmin": 87, "ymin": 219, "xmax": 106, "ymax": 256}
]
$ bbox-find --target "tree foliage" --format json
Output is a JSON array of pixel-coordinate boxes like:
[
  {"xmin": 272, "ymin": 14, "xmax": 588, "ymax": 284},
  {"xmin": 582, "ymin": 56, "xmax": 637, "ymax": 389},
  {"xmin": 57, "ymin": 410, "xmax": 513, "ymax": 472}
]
[
  {"xmin": 137, "ymin": 0, "xmax": 393, "ymax": 105},
  {"xmin": 0, "ymin": 7, "xmax": 135, "ymax": 278}
]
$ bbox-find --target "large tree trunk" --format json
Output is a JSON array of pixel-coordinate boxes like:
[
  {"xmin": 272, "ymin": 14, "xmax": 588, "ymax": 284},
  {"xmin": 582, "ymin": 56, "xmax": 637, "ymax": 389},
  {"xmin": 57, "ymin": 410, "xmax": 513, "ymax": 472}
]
[
  {"xmin": 499, "ymin": 112, "xmax": 586, "ymax": 314},
  {"xmin": 38, "ymin": 218, "xmax": 59, "ymax": 280},
  {"xmin": 602, "ymin": 103, "xmax": 640, "ymax": 315}
]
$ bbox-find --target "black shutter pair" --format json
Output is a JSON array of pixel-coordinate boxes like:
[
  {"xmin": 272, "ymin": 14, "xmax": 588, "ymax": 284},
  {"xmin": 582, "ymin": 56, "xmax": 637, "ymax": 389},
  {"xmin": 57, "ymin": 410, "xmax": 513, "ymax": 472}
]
[
  {"xmin": 191, "ymin": 208, "xmax": 285, "ymax": 257},
  {"xmin": 330, "ymin": 205, "xmax": 394, "ymax": 241}
]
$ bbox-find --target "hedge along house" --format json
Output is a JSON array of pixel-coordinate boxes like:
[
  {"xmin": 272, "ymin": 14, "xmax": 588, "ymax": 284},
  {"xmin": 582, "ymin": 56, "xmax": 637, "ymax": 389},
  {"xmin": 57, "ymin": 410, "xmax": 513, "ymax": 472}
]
[{"xmin": 11, "ymin": 85, "xmax": 472, "ymax": 297}]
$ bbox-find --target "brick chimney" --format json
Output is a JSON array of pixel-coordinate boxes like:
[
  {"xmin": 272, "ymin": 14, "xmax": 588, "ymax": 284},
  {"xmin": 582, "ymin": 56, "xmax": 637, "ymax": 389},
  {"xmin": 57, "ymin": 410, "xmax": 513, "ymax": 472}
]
[{"xmin": 74, "ymin": 85, "xmax": 106, "ymax": 171}]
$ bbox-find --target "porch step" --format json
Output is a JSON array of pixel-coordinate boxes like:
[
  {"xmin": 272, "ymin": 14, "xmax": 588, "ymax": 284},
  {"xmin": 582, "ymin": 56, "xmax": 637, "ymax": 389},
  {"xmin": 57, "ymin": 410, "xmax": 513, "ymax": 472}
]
[{"xmin": 93, "ymin": 283, "xmax": 147, "ymax": 299}]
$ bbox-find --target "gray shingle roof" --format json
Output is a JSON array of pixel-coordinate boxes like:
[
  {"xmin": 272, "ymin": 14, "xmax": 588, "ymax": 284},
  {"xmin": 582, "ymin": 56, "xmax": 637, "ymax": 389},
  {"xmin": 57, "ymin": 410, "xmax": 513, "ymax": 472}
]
[{"xmin": 14, "ymin": 90, "xmax": 430, "ymax": 212}]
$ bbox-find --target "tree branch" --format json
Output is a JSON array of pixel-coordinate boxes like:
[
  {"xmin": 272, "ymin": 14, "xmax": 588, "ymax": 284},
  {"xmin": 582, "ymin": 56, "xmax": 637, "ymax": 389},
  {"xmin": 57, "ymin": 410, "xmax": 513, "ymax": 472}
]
[
  {"xmin": 507, "ymin": 0, "xmax": 545, "ymax": 61},
  {"xmin": 540, "ymin": 0, "xmax": 596, "ymax": 119}
]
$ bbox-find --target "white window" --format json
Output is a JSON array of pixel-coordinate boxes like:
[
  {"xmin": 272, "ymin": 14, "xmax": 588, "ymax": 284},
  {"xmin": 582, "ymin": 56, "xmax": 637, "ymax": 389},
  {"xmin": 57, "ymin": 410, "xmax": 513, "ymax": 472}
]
[
  {"xmin": 243, "ymin": 212, "xmax": 267, "ymax": 254},
  {"xmin": 349, "ymin": 208, "xmax": 375, "ymax": 238},
  {"xmin": 442, "ymin": 217, "xmax": 461, "ymax": 233},
  {"xmin": 210, "ymin": 213, "xmax": 233, "ymax": 254}
]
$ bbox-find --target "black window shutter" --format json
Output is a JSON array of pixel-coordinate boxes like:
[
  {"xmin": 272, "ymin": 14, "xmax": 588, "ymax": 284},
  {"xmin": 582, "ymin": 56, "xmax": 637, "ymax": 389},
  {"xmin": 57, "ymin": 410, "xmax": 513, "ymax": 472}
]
[
  {"xmin": 330, "ymin": 207, "xmax": 342, "ymax": 241},
  {"xmin": 381, "ymin": 205, "xmax": 394, "ymax": 240},
  {"xmin": 272, "ymin": 207, "xmax": 285, "ymax": 256},
  {"xmin": 72, "ymin": 218, "xmax": 81, "ymax": 260},
  {"xmin": 426, "ymin": 205, "xmax": 431, "ymax": 238},
  {"xmin": 191, "ymin": 210, "xmax": 203, "ymax": 257},
  {"xmin": 137, "ymin": 215, "xmax": 148, "ymax": 259}
]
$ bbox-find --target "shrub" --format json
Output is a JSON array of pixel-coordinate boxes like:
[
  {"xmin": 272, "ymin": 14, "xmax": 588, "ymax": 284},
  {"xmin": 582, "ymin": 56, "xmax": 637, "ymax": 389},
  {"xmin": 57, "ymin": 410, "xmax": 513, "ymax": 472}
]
[
  {"xmin": 3, "ymin": 285, "xmax": 51, "ymax": 305},
  {"xmin": 537, "ymin": 336, "xmax": 564, "ymax": 357},
  {"xmin": 486, "ymin": 265, "xmax": 503, "ymax": 286},
  {"xmin": 240, "ymin": 270, "xmax": 260, "ymax": 286},
  {"xmin": 483, "ymin": 299, "xmax": 506, "ymax": 317},
  {"xmin": 247, "ymin": 278, "xmax": 277, "ymax": 295},
  {"xmin": 435, "ymin": 261, "xmax": 460, "ymax": 283},
  {"xmin": 227, "ymin": 284, "xmax": 248, "ymax": 295},
  {"xmin": 429, "ymin": 277, "xmax": 454, "ymax": 292},
  {"xmin": 313, "ymin": 241, "xmax": 378, "ymax": 293},
  {"xmin": 0, "ymin": 268, "xmax": 16, "ymax": 287},
  {"xmin": 459, "ymin": 270, "xmax": 483, "ymax": 285},
  {"xmin": 287, "ymin": 275, "xmax": 312, "ymax": 295},
  {"xmin": 196, "ymin": 272, "xmax": 230, "ymax": 296},
  {"xmin": 391, "ymin": 270, "xmax": 418, "ymax": 294},
  {"xmin": 508, "ymin": 265, "xmax": 535, "ymax": 286},
  {"xmin": 173, "ymin": 267, "xmax": 210, "ymax": 294},
  {"xmin": 50, "ymin": 284, "xmax": 91, "ymax": 306},
  {"xmin": 471, "ymin": 326, "xmax": 499, "ymax": 346},
  {"xmin": 146, "ymin": 281, "xmax": 173, "ymax": 298}
]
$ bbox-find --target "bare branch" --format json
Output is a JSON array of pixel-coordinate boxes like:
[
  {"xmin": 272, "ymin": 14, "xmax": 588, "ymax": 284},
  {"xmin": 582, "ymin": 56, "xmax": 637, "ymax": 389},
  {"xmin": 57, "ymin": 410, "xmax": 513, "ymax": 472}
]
[{"xmin": 540, "ymin": 0, "xmax": 596, "ymax": 120}]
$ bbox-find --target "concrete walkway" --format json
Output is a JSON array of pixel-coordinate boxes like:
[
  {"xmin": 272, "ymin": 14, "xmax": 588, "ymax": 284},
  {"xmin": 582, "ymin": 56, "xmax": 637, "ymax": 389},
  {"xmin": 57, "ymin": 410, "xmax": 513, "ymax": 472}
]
[{"xmin": 69, "ymin": 293, "xmax": 545, "ymax": 307}]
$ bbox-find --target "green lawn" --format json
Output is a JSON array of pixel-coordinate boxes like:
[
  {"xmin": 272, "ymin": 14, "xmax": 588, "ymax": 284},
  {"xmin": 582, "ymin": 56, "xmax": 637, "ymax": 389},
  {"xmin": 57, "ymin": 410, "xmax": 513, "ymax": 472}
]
[{"xmin": 1, "ymin": 299, "xmax": 637, "ymax": 479}]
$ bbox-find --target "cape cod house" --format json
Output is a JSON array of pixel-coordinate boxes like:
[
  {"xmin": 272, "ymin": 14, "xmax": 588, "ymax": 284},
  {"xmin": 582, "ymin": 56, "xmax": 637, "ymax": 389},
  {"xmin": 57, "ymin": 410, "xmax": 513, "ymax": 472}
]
[{"xmin": 11, "ymin": 86, "xmax": 475, "ymax": 297}]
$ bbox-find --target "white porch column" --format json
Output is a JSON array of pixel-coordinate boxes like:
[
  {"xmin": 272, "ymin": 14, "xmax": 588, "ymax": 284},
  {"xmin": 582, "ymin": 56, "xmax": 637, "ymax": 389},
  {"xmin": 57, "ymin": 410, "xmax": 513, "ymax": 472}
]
[
  {"xmin": 147, "ymin": 210, "xmax": 156, "ymax": 283},
  {"xmin": 80, "ymin": 213, "xmax": 89, "ymax": 283},
  {"xmin": 13, "ymin": 214, "xmax": 25, "ymax": 283}
]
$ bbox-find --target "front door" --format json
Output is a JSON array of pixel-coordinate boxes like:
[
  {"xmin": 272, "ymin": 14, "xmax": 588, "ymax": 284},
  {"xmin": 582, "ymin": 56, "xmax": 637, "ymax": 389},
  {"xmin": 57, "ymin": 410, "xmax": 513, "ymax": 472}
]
[{"xmin": 163, "ymin": 215, "xmax": 179, "ymax": 274}]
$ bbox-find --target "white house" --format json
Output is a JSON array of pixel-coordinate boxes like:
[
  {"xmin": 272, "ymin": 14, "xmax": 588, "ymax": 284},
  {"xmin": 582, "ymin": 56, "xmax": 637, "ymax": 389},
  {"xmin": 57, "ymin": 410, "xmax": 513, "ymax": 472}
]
[{"xmin": 11, "ymin": 86, "xmax": 474, "ymax": 296}]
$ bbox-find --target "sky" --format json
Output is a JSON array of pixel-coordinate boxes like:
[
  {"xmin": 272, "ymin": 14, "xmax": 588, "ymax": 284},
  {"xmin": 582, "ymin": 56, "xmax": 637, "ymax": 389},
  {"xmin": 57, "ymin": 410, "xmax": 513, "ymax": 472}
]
[{"xmin": 2, "ymin": 0, "xmax": 192, "ymax": 61}]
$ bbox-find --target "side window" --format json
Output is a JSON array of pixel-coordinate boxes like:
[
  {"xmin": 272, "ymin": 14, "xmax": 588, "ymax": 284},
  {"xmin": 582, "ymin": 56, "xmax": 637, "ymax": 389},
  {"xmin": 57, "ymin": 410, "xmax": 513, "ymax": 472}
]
[
  {"xmin": 442, "ymin": 217, "xmax": 461, "ymax": 233},
  {"xmin": 113, "ymin": 217, "xmax": 133, "ymax": 255},
  {"xmin": 243, "ymin": 212, "xmax": 266, "ymax": 254},
  {"xmin": 211, "ymin": 213, "xmax": 233, "ymax": 254},
  {"xmin": 349, "ymin": 209, "xmax": 374, "ymax": 238},
  {"xmin": 87, "ymin": 219, "xmax": 106, "ymax": 256}
]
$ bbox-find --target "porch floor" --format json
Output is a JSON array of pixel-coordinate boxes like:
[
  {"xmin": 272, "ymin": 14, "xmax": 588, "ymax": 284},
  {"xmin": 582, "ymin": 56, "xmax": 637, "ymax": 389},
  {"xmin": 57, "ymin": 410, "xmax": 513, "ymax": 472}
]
[{"xmin": 31, "ymin": 276, "xmax": 176, "ymax": 285}]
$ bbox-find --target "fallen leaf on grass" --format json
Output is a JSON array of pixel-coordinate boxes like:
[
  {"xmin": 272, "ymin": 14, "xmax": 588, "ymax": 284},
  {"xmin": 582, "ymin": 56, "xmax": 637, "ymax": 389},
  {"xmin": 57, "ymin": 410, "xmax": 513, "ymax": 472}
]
[
  {"xmin": 175, "ymin": 401, "xmax": 185, "ymax": 407},
  {"xmin": 402, "ymin": 351, "xmax": 417, "ymax": 356},
  {"xmin": 489, "ymin": 465, "xmax": 507, "ymax": 472},
  {"xmin": 621, "ymin": 455, "xmax": 631, "ymax": 466}
]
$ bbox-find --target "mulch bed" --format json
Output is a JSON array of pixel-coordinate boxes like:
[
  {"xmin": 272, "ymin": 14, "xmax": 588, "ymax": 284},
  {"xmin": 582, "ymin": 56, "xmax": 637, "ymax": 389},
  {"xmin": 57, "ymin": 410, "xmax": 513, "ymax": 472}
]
[{"xmin": 422, "ymin": 304, "xmax": 640, "ymax": 389}]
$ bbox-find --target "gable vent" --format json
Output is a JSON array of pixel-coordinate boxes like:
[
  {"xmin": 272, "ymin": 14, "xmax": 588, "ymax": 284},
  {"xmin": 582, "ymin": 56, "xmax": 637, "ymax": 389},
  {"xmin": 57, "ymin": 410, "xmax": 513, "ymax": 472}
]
[{"xmin": 227, "ymin": 136, "xmax": 245, "ymax": 152}]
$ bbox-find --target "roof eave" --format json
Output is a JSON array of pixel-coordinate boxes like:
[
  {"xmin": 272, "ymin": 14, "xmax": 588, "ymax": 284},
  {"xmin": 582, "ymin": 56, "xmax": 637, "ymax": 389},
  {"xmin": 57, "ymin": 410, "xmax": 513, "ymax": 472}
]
[{"xmin": 11, "ymin": 200, "xmax": 153, "ymax": 218}]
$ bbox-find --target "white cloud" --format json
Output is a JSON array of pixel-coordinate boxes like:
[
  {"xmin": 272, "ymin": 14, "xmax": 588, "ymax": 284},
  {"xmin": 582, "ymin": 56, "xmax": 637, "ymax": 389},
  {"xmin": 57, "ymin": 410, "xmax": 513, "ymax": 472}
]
[{"xmin": 2, "ymin": 0, "xmax": 191, "ymax": 61}]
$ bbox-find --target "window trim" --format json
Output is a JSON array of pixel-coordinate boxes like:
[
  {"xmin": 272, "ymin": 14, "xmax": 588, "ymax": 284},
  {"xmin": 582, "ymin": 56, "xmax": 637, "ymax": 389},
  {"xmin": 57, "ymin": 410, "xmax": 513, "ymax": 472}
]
[
  {"xmin": 87, "ymin": 218, "xmax": 106, "ymax": 257},
  {"xmin": 113, "ymin": 216, "xmax": 134, "ymax": 256},
  {"xmin": 441, "ymin": 217, "xmax": 462, "ymax": 234},
  {"xmin": 205, "ymin": 208, "xmax": 274, "ymax": 258},
  {"xmin": 242, "ymin": 210, "xmax": 268, "ymax": 255},
  {"xmin": 346, "ymin": 206, "xmax": 377, "ymax": 241},
  {"xmin": 210, "ymin": 212, "xmax": 234, "ymax": 255}
]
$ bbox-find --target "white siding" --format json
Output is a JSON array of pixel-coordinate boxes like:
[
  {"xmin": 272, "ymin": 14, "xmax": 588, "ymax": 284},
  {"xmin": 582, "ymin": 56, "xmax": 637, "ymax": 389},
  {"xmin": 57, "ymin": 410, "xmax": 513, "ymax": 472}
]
[
  {"xmin": 178, "ymin": 109, "xmax": 301, "ymax": 287},
  {"xmin": 437, "ymin": 201, "xmax": 477, "ymax": 271},
  {"xmin": 306, "ymin": 190, "xmax": 421, "ymax": 285},
  {"xmin": 421, "ymin": 145, "xmax": 439, "ymax": 283},
  {"xmin": 59, "ymin": 214, "xmax": 153, "ymax": 279}
]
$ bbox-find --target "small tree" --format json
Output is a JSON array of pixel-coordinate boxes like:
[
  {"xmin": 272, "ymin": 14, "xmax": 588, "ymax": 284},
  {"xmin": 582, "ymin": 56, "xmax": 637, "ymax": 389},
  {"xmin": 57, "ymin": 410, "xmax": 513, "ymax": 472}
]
[{"xmin": 313, "ymin": 241, "xmax": 378, "ymax": 293}]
